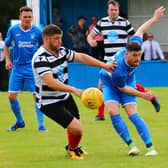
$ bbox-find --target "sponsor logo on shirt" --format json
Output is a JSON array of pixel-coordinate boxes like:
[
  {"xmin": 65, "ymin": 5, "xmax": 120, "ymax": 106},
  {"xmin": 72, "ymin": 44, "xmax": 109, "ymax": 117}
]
[
  {"xmin": 16, "ymin": 33, "xmax": 21, "ymax": 37},
  {"xmin": 18, "ymin": 41, "xmax": 33, "ymax": 48},
  {"xmin": 107, "ymin": 31, "xmax": 118, "ymax": 42},
  {"xmin": 31, "ymin": 33, "xmax": 35, "ymax": 39}
]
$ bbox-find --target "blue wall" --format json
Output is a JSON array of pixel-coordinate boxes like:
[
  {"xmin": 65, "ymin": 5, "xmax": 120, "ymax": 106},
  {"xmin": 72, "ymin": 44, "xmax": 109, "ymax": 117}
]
[
  {"xmin": 52, "ymin": 0, "xmax": 107, "ymax": 49},
  {"xmin": 136, "ymin": 61, "xmax": 168, "ymax": 87},
  {"xmin": 68, "ymin": 61, "xmax": 168, "ymax": 89},
  {"xmin": 40, "ymin": 0, "xmax": 128, "ymax": 48},
  {"xmin": 68, "ymin": 63, "xmax": 100, "ymax": 89}
]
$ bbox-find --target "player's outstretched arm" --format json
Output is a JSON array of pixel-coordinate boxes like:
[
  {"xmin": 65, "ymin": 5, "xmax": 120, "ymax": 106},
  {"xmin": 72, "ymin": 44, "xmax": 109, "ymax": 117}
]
[
  {"xmin": 135, "ymin": 6, "xmax": 166, "ymax": 38},
  {"xmin": 74, "ymin": 52, "xmax": 118, "ymax": 73},
  {"xmin": 119, "ymin": 86, "xmax": 155, "ymax": 101}
]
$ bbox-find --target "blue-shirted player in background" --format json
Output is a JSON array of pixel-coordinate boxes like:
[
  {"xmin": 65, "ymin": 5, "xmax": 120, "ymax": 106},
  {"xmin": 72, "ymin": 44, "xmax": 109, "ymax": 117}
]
[
  {"xmin": 4, "ymin": 6, "xmax": 47, "ymax": 132},
  {"xmin": 100, "ymin": 6, "xmax": 165, "ymax": 156}
]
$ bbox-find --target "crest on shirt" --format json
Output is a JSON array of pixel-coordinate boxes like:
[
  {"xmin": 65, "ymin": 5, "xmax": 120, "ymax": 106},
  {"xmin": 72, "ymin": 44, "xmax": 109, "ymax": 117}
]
[
  {"xmin": 31, "ymin": 33, "xmax": 35, "ymax": 39},
  {"xmin": 16, "ymin": 33, "xmax": 21, "ymax": 37},
  {"xmin": 59, "ymin": 48, "xmax": 66, "ymax": 57}
]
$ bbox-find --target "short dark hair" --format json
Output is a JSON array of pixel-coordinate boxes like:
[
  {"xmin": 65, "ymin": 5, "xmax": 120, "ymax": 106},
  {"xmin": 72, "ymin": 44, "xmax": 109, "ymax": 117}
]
[
  {"xmin": 78, "ymin": 16, "xmax": 87, "ymax": 21},
  {"xmin": 43, "ymin": 24, "xmax": 62, "ymax": 37},
  {"xmin": 107, "ymin": 0, "xmax": 120, "ymax": 7},
  {"xmin": 19, "ymin": 6, "xmax": 32, "ymax": 14},
  {"xmin": 126, "ymin": 42, "xmax": 141, "ymax": 52}
]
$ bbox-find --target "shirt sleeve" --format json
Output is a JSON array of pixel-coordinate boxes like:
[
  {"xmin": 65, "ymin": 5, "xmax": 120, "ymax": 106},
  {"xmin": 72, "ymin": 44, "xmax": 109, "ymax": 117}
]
[
  {"xmin": 129, "ymin": 35, "xmax": 143, "ymax": 46},
  {"xmin": 155, "ymin": 41, "xmax": 164, "ymax": 59},
  {"xmin": 33, "ymin": 55, "xmax": 52, "ymax": 77},
  {"xmin": 92, "ymin": 20, "xmax": 101, "ymax": 35},
  {"xmin": 4, "ymin": 26, "xmax": 13, "ymax": 47},
  {"xmin": 67, "ymin": 49, "xmax": 75, "ymax": 62},
  {"xmin": 126, "ymin": 20, "xmax": 135, "ymax": 35},
  {"xmin": 59, "ymin": 47, "xmax": 75, "ymax": 62}
]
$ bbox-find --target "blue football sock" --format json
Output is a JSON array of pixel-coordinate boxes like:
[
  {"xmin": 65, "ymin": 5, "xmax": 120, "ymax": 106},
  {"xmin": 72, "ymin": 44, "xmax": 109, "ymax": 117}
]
[
  {"xmin": 10, "ymin": 99, "xmax": 24, "ymax": 123},
  {"xmin": 129, "ymin": 113, "xmax": 152, "ymax": 148},
  {"xmin": 35, "ymin": 103, "xmax": 44, "ymax": 128},
  {"xmin": 110, "ymin": 114, "xmax": 132, "ymax": 145}
]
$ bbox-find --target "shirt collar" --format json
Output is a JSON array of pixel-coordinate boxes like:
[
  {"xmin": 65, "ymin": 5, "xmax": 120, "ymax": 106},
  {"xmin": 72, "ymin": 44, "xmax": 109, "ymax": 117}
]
[{"xmin": 107, "ymin": 16, "xmax": 122, "ymax": 22}]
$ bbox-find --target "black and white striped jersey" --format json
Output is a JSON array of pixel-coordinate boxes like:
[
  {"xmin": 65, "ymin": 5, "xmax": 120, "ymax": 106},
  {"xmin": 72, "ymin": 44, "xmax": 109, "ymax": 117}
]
[
  {"xmin": 92, "ymin": 16, "xmax": 135, "ymax": 61},
  {"xmin": 32, "ymin": 46, "xmax": 75, "ymax": 107}
]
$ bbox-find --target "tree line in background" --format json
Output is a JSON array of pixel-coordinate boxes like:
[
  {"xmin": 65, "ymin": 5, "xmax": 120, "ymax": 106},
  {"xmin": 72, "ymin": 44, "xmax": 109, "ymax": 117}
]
[
  {"xmin": 0, "ymin": 0, "xmax": 25, "ymax": 38},
  {"xmin": 0, "ymin": 0, "xmax": 25, "ymax": 90}
]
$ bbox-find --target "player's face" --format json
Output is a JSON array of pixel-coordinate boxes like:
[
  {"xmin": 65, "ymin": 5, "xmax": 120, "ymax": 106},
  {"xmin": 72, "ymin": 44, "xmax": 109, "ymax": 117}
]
[
  {"xmin": 91, "ymin": 16, "xmax": 97, "ymax": 25},
  {"xmin": 48, "ymin": 34, "xmax": 62, "ymax": 51},
  {"xmin": 19, "ymin": 11, "xmax": 33, "ymax": 29},
  {"xmin": 126, "ymin": 51, "xmax": 142, "ymax": 67},
  {"xmin": 147, "ymin": 33, "xmax": 154, "ymax": 41},
  {"xmin": 107, "ymin": 4, "xmax": 119, "ymax": 20},
  {"xmin": 78, "ymin": 18, "xmax": 86, "ymax": 26}
]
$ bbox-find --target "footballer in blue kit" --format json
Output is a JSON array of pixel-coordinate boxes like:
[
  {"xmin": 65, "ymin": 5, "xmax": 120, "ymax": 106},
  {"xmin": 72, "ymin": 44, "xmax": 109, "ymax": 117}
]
[
  {"xmin": 4, "ymin": 6, "xmax": 47, "ymax": 132},
  {"xmin": 5, "ymin": 24, "xmax": 43, "ymax": 65},
  {"xmin": 99, "ymin": 6, "xmax": 165, "ymax": 156},
  {"xmin": 100, "ymin": 36, "xmax": 142, "ymax": 105}
]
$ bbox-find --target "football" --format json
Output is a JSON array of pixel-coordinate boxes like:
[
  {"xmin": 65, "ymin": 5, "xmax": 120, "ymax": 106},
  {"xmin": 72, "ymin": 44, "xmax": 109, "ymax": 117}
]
[{"xmin": 81, "ymin": 88, "xmax": 104, "ymax": 109}]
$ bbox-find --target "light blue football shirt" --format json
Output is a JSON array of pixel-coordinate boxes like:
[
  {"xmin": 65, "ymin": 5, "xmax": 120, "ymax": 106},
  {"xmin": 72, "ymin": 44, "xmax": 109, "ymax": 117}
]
[
  {"xmin": 103, "ymin": 35, "xmax": 143, "ymax": 88},
  {"xmin": 5, "ymin": 24, "xmax": 43, "ymax": 65}
]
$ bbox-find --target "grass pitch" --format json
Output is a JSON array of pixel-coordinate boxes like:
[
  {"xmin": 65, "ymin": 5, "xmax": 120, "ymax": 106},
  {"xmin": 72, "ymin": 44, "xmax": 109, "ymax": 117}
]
[{"xmin": 0, "ymin": 88, "xmax": 168, "ymax": 168}]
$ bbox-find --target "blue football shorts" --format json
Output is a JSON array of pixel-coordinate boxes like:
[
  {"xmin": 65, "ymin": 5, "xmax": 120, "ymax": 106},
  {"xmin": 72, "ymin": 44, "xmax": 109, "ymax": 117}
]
[
  {"xmin": 99, "ymin": 69, "xmax": 137, "ymax": 106},
  {"xmin": 8, "ymin": 63, "xmax": 35, "ymax": 92}
]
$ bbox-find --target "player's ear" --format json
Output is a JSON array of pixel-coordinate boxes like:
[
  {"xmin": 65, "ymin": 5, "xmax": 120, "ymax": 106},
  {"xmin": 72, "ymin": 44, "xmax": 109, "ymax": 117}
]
[
  {"xmin": 125, "ymin": 50, "xmax": 129, "ymax": 56},
  {"xmin": 44, "ymin": 35, "xmax": 49, "ymax": 41}
]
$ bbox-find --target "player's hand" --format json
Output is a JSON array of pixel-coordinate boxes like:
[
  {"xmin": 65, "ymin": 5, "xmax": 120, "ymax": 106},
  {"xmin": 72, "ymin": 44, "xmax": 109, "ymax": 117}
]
[
  {"xmin": 5, "ymin": 60, "xmax": 12, "ymax": 70},
  {"xmin": 73, "ymin": 88, "xmax": 83, "ymax": 97},
  {"xmin": 152, "ymin": 6, "xmax": 166, "ymax": 22},
  {"xmin": 142, "ymin": 91, "xmax": 155, "ymax": 101},
  {"xmin": 161, "ymin": 58, "xmax": 166, "ymax": 62},
  {"xmin": 105, "ymin": 61, "xmax": 118, "ymax": 73},
  {"xmin": 89, "ymin": 40, "xmax": 97, "ymax": 47}
]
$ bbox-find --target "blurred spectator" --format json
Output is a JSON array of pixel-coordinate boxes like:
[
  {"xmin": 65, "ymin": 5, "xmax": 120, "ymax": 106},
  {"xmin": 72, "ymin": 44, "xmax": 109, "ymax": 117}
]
[
  {"xmin": 0, "ymin": 32, "xmax": 5, "ymax": 91},
  {"xmin": 88, "ymin": 16, "xmax": 104, "ymax": 61},
  {"xmin": 141, "ymin": 33, "xmax": 148, "ymax": 60},
  {"xmin": 142, "ymin": 33, "xmax": 166, "ymax": 61},
  {"xmin": 143, "ymin": 32, "xmax": 148, "ymax": 41},
  {"xmin": 68, "ymin": 16, "xmax": 88, "ymax": 54},
  {"xmin": 52, "ymin": 7, "xmax": 63, "ymax": 28}
]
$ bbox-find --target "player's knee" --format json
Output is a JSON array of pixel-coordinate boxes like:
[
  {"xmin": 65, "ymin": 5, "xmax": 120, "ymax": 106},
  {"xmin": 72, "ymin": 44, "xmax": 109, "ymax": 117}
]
[
  {"xmin": 68, "ymin": 127, "xmax": 82, "ymax": 136},
  {"xmin": 106, "ymin": 102, "xmax": 119, "ymax": 115},
  {"xmin": 73, "ymin": 128, "xmax": 83, "ymax": 136},
  {"xmin": 8, "ymin": 93, "xmax": 17, "ymax": 101},
  {"xmin": 68, "ymin": 119, "xmax": 83, "ymax": 136}
]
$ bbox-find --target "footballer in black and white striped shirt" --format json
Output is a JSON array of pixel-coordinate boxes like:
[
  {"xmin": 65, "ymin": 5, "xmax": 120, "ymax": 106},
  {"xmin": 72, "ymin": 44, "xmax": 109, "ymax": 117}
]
[
  {"xmin": 88, "ymin": 0, "xmax": 135, "ymax": 61},
  {"xmin": 32, "ymin": 24, "xmax": 117, "ymax": 159}
]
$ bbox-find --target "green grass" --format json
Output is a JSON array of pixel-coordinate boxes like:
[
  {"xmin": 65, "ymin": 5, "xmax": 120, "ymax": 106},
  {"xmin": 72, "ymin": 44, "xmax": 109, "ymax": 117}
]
[{"xmin": 0, "ymin": 88, "xmax": 168, "ymax": 168}]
